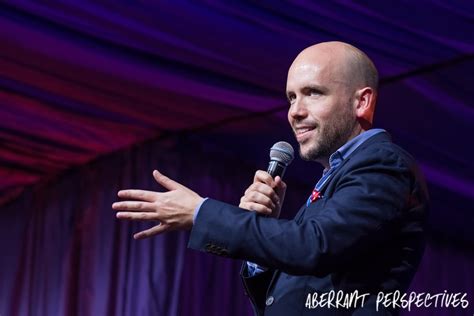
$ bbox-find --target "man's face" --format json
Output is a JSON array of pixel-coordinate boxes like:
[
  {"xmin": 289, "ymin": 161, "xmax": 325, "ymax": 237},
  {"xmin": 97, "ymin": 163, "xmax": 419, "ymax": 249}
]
[{"xmin": 286, "ymin": 55, "xmax": 357, "ymax": 164}]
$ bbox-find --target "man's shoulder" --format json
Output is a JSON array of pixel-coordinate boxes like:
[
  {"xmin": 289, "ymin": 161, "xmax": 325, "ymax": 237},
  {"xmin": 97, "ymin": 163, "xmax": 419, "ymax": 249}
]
[
  {"xmin": 350, "ymin": 131, "xmax": 418, "ymax": 168},
  {"xmin": 327, "ymin": 131, "xmax": 429, "ymax": 203}
]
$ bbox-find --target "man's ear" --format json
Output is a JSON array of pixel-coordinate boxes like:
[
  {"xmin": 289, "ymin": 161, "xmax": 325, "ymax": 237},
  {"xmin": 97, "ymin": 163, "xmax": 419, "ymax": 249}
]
[{"xmin": 354, "ymin": 87, "xmax": 376, "ymax": 129}]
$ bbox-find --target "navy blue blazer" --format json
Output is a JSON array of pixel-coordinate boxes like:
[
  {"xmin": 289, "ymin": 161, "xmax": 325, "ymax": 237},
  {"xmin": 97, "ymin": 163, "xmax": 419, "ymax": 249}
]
[{"xmin": 188, "ymin": 132, "xmax": 429, "ymax": 315}]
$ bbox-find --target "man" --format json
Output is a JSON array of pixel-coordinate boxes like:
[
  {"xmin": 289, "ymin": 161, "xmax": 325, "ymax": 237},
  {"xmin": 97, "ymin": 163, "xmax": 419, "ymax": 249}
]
[{"xmin": 113, "ymin": 41, "xmax": 429, "ymax": 315}]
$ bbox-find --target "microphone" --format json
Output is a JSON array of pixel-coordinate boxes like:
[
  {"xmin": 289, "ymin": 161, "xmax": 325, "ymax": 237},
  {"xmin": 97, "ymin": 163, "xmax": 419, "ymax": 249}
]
[{"xmin": 267, "ymin": 141, "xmax": 294, "ymax": 179}]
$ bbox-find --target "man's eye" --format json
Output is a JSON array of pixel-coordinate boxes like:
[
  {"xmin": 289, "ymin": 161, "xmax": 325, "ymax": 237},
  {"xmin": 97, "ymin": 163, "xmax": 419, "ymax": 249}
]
[
  {"xmin": 310, "ymin": 89, "xmax": 321, "ymax": 96},
  {"xmin": 287, "ymin": 95, "xmax": 296, "ymax": 103}
]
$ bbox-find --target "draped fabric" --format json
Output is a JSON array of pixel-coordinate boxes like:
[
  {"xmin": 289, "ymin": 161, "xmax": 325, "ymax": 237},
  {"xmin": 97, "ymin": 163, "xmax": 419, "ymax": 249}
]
[
  {"xmin": 0, "ymin": 1, "xmax": 473, "ymax": 315},
  {"xmin": 1, "ymin": 136, "xmax": 473, "ymax": 316},
  {"xmin": 0, "ymin": 137, "xmax": 257, "ymax": 316},
  {"xmin": 1, "ymin": 135, "xmax": 473, "ymax": 316}
]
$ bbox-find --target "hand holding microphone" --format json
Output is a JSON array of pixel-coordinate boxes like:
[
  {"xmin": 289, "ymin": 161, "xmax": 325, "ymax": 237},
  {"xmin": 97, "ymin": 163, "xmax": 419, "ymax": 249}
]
[{"xmin": 239, "ymin": 142, "xmax": 294, "ymax": 218}]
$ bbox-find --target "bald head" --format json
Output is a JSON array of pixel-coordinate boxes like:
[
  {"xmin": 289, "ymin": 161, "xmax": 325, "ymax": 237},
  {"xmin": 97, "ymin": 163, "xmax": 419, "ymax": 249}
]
[{"xmin": 291, "ymin": 41, "xmax": 378, "ymax": 93}]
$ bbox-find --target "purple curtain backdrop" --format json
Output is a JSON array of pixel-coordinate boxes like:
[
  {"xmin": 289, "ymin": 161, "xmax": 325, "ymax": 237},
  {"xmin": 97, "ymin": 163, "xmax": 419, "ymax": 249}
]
[{"xmin": 0, "ymin": 135, "xmax": 472, "ymax": 316}]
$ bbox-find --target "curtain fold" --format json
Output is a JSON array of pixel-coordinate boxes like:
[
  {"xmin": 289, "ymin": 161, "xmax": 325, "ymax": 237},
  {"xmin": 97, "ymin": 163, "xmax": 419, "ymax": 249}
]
[{"xmin": 0, "ymin": 135, "xmax": 473, "ymax": 315}]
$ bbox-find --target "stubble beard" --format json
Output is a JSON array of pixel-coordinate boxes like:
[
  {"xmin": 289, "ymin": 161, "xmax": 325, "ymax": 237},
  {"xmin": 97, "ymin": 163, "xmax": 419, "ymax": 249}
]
[{"xmin": 299, "ymin": 106, "xmax": 356, "ymax": 163}]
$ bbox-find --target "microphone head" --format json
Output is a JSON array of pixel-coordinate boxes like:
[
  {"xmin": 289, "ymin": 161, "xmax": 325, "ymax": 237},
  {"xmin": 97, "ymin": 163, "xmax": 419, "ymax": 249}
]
[{"xmin": 269, "ymin": 141, "xmax": 294, "ymax": 166}]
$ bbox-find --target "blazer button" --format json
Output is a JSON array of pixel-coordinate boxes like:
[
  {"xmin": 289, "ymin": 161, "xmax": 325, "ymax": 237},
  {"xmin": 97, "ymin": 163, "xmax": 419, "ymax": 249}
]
[{"xmin": 265, "ymin": 296, "xmax": 274, "ymax": 306}]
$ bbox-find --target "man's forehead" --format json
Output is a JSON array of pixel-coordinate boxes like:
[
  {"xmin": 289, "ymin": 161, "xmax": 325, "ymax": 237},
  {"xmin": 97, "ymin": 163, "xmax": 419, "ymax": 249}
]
[
  {"xmin": 286, "ymin": 60, "xmax": 347, "ymax": 90},
  {"xmin": 286, "ymin": 64, "xmax": 322, "ymax": 87},
  {"xmin": 288, "ymin": 63, "xmax": 325, "ymax": 78}
]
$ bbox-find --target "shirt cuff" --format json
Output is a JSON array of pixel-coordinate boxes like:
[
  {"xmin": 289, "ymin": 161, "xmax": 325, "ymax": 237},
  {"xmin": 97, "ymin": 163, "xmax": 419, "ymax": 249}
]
[{"xmin": 193, "ymin": 197, "xmax": 209, "ymax": 223}]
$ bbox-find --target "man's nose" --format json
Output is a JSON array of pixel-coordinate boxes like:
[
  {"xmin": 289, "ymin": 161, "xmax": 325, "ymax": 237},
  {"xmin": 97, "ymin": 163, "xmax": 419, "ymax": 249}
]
[{"xmin": 288, "ymin": 98, "xmax": 307, "ymax": 119}]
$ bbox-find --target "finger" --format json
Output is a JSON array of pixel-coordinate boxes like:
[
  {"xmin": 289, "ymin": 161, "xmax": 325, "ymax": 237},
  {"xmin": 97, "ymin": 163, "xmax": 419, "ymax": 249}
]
[
  {"xmin": 274, "ymin": 176, "xmax": 286, "ymax": 187},
  {"xmin": 240, "ymin": 202, "xmax": 272, "ymax": 215},
  {"xmin": 116, "ymin": 212, "xmax": 160, "ymax": 221},
  {"xmin": 153, "ymin": 170, "xmax": 184, "ymax": 191},
  {"xmin": 112, "ymin": 201, "xmax": 155, "ymax": 211},
  {"xmin": 134, "ymin": 223, "xmax": 170, "ymax": 239},
  {"xmin": 248, "ymin": 182, "xmax": 280, "ymax": 205},
  {"xmin": 239, "ymin": 193, "xmax": 262, "ymax": 207},
  {"xmin": 246, "ymin": 191, "xmax": 276, "ymax": 210},
  {"xmin": 274, "ymin": 176, "xmax": 287, "ymax": 196},
  {"xmin": 117, "ymin": 189, "xmax": 158, "ymax": 202},
  {"xmin": 239, "ymin": 196, "xmax": 247, "ymax": 208},
  {"xmin": 254, "ymin": 170, "xmax": 274, "ymax": 186}
]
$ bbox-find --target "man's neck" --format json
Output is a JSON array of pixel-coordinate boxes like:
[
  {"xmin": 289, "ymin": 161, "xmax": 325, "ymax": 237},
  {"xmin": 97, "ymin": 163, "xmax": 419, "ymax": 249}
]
[{"xmin": 317, "ymin": 127, "xmax": 366, "ymax": 169}]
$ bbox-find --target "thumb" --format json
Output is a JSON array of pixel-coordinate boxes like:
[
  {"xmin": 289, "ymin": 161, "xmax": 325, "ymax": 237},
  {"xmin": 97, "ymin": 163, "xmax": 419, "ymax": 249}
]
[{"xmin": 153, "ymin": 170, "xmax": 183, "ymax": 191}]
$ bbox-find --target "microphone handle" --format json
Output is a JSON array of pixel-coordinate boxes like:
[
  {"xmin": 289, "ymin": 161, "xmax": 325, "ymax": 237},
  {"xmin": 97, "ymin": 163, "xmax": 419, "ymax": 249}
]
[{"xmin": 267, "ymin": 160, "xmax": 287, "ymax": 179}]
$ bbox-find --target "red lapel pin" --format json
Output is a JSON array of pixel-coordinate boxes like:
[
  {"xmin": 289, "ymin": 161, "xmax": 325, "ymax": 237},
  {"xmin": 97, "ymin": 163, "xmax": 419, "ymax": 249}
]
[{"xmin": 309, "ymin": 189, "xmax": 321, "ymax": 203}]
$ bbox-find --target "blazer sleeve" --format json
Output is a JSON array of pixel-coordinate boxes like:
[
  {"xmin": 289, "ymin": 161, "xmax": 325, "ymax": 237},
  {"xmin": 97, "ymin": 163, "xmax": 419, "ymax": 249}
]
[{"xmin": 188, "ymin": 147, "xmax": 422, "ymax": 276}]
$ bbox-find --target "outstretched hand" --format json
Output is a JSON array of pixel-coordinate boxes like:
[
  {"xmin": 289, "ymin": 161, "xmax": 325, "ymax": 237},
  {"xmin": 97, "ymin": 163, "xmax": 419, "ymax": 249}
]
[{"xmin": 112, "ymin": 170, "xmax": 204, "ymax": 239}]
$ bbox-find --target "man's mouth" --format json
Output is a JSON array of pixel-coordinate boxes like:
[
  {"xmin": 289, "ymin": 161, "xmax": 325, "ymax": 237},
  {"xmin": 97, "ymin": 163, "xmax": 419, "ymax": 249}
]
[{"xmin": 294, "ymin": 126, "xmax": 316, "ymax": 142}]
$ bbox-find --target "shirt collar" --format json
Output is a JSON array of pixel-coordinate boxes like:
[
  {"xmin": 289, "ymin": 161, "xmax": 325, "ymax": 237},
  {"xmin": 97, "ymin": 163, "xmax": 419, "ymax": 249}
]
[{"xmin": 326, "ymin": 128, "xmax": 386, "ymax": 172}]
